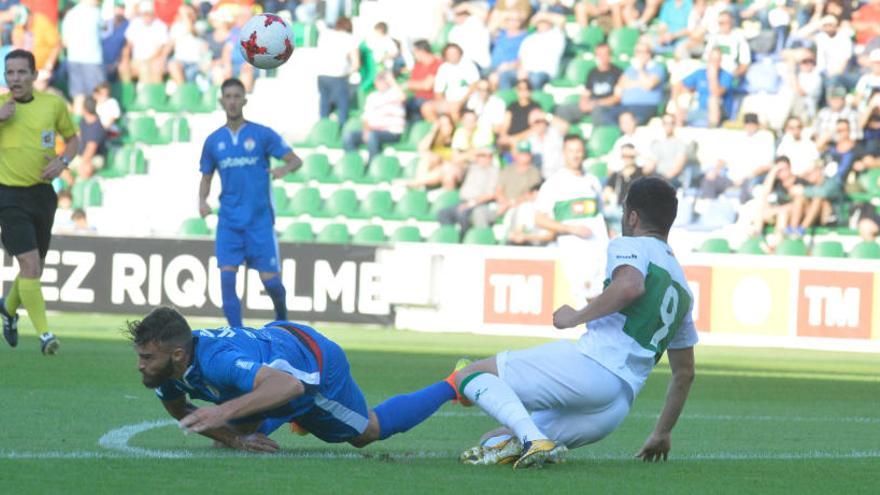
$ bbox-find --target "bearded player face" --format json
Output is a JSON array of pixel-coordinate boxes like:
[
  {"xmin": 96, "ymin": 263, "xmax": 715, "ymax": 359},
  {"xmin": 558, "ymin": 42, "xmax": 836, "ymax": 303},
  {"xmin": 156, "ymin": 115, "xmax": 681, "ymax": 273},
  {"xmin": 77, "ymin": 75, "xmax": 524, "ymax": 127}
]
[{"xmin": 135, "ymin": 341, "xmax": 177, "ymax": 388}]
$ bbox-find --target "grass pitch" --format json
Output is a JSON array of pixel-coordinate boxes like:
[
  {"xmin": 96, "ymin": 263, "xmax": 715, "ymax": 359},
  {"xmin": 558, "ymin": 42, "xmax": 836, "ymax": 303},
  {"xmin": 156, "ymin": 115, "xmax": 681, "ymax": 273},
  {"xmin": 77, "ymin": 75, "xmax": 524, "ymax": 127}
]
[{"xmin": 0, "ymin": 313, "xmax": 877, "ymax": 494}]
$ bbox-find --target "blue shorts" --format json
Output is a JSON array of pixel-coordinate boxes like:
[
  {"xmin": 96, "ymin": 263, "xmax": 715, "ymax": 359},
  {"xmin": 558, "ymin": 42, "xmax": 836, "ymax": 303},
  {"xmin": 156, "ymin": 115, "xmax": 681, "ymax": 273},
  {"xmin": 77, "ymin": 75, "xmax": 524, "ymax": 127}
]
[
  {"xmin": 68, "ymin": 62, "xmax": 106, "ymax": 97},
  {"xmin": 215, "ymin": 217, "xmax": 280, "ymax": 272},
  {"xmin": 255, "ymin": 323, "xmax": 371, "ymax": 443}
]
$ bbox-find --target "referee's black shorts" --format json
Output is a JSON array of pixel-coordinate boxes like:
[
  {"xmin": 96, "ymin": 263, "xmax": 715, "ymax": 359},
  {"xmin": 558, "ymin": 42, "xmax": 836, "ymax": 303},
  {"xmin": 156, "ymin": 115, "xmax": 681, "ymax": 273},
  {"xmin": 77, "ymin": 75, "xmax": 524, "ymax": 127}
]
[{"xmin": 0, "ymin": 183, "xmax": 57, "ymax": 259}]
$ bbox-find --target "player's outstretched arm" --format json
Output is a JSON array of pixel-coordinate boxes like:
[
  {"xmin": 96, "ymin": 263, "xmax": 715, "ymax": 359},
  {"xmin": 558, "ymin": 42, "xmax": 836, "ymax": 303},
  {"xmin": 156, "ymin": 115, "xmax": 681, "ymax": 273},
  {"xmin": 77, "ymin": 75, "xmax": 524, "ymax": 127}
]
[
  {"xmin": 161, "ymin": 396, "xmax": 279, "ymax": 452},
  {"xmin": 553, "ymin": 265, "xmax": 645, "ymax": 329},
  {"xmin": 636, "ymin": 346, "xmax": 695, "ymax": 462},
  {"xmin": 180, "ymin": 366, "xmax": 304, "ymax": 434}
]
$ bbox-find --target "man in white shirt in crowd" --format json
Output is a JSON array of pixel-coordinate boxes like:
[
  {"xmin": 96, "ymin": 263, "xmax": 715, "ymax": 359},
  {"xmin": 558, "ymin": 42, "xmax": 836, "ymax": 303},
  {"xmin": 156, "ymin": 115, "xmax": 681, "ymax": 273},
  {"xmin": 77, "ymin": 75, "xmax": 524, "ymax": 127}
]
[
  {"xmin": 516, "ymin": 11, "xmax": 566, "ymax": 90},
  {"xmin": 118, "ymin": 1, "xmax": 169, "ymax": 84},
  {"xmin": 777, "ymin": 116, "xmax": 820, "ymax": 178},
  {"xmin": 61, "ymin": 0, "xmax": 104, "ymax": 115},
  {"xmin": 342, "ymin": 71, "xmax": 406, "ymax": 162},
  {"xmin": 448, "ymin": 3, "xmax": 491, "ymax": 74}
]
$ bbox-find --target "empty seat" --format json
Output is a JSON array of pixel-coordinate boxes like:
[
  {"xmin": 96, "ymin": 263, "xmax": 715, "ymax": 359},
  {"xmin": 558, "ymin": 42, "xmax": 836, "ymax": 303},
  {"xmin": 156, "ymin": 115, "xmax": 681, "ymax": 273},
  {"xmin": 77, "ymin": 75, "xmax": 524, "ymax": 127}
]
[
  {"xmin": 358, "ymin": 190, "xmax": 394, "ymax": 219},
  {"xmin": 463, "ymin": 227, "xmax": 497, "ymax": 245},
  {"xmin": 316, "ymin": 223, "xmax": 351, "ymax": 244},
  {"xmin": 353, "ymin": 225, "xmax": 387, "ymax": 245},
  {"xmin": 280, "ymin": 222, "xmax": 314, "ymax": 242},
  {"xmin": 812, "ymin": 240, "xmax": 845, "ymax": 258},
  {"xmin": 323, "ymin": 189, "xmax": 359, "ymax": 218},
  {"xmin": 849, "ymin": 241, "xmax": 880, "ymax": 259},
  {"xmin": 698, "ymin": 238, "xmax": 731, "ymax": 254},
  {"xmin": 428, "ymin": 225, "xmax": 460, "ymax": 244},
  {"xmin": 776, "ymin": 238, "xmax": 807, "ymax": 256},
  {"xmin": 289, "ymin": 187, "xmax": 322, "ymax": 216},
  {"xmin": 390, "ymin": 225, "xmax": 422, "ymax": 242},
  {"xmin": 393, "ymin": 189, "xmax": 431, "ymax": 220}
]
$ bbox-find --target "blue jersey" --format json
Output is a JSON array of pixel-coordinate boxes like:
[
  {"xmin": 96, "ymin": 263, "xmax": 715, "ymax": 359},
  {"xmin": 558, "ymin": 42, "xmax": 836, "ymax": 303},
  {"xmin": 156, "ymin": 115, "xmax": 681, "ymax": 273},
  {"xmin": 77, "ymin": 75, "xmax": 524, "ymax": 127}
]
[
  {"xmin": 155, "ymin": 324, "xmax": 321, "ymax": 420},
  {"xmin": 199, "ymin": 122, "xmax": 292, "ymax": 229}
]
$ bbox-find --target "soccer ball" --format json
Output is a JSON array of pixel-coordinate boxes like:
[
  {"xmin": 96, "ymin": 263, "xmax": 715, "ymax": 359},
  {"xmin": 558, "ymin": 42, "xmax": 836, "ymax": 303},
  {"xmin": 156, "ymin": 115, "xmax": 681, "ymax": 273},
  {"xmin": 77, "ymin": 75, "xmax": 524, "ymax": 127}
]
[{"xmin": 238, "ymin": 13, "xmax": 295, "ymax": 70}]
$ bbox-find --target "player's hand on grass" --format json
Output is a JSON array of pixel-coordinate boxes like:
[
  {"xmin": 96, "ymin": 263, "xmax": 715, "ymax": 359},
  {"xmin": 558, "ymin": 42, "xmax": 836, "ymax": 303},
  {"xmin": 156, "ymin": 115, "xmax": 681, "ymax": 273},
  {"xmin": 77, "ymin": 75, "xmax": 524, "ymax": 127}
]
[
  {"xmin": 553, "ymin": 304, "xmax": 581, "ymax": 329},
  {"xmin": 199, "ymin": 200, "xmax": 212, "ymax": 218},
  {"xmin": 233, "ymin": 433, "xmax": 280, "ymax": 453},
  {"xmin": 635, "ymin": 432, "xmax": 671, "ymax": 462},
  {"xmin": 41, "ymin": 155, "xmax": 67, "ymax": 181},
  {"xmin": 179, "ymin": 405, "xmax": 230, "ymax": 434},
  {"xmin": 0, "ymin": 99, "xmax": 15, "ymax": 121}
]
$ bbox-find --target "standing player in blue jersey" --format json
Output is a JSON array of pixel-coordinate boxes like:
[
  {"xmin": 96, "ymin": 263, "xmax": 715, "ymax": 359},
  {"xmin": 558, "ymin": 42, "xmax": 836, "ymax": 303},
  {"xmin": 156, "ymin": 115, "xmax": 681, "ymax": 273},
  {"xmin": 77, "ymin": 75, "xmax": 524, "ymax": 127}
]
[
  {"xmin": 198, "ymin": 78, "xmax": 302, "ymax": 328},
  {"xmin": 129, "ymin": 307, "xmax": 459, "ymax": 451}
]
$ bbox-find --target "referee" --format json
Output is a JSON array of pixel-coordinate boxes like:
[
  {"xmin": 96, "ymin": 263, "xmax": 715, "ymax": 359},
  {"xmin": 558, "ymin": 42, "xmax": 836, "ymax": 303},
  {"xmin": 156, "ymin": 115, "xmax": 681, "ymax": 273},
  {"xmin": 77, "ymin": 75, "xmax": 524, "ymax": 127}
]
[{"xmin": 0, "ymin": 49, "xmax": 79, "ymax": 355}]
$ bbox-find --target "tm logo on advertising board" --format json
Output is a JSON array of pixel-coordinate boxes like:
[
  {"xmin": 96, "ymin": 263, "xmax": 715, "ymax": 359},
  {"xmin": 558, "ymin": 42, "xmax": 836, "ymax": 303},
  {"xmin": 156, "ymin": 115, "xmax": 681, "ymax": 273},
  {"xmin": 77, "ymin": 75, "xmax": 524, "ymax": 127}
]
[
  {"xmin": 797, "ymin": 270, "xmax": 872, "ymax": 339},
  {"xmin": 483, "ymin": 259, "xmax": 555, "ymax": 325}
]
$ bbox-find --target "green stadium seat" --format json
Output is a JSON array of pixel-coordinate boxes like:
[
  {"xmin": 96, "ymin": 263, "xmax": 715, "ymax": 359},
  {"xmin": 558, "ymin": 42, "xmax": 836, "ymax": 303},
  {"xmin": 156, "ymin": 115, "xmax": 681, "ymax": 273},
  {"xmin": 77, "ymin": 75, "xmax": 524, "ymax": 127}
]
[
  {"xmin": 179, "ymin": 217, "xmax": 211, "ymax": 236},
  {"xmin": 291, "ymin": 22, "xmax": 318, "ymax": 48},
  {"xmin": 495, "ymin": 89, "xmax": 517, "ymax": 105},
  {"xmin": 336, "ymin": 152, "xmax": 368, "ymax": 183},
  {"xmin": 574, "ymin": 25, "xmax": 605, "ymax": 50},
  {"xmin": 857, "ymin": 168, "xmax": 880, "ymax": 194},
  {"xmin": 323, "ymin": 189, "xmax": 359, "ymax": 218},
  {"xmin": 113, "ymin": 81, "xmax": 136, "ymax": 111},
  {"xmin": 849, "ymin": 241, "xmax": 880, "ymax": 259},
  {"xmin": 99, "ymin": 146, "xmax": 147, "ymax": 178},
  {"xmin": 587, "ymin": 161, "xmax": 608, "ymax": 180},
  {"xmin": 123, "ymin": 116, "xmax": 168, "ymax": 145},
  {"xmin": 289, "ymin": 187, "xmax": 322, "ymax": 216},
  {"xmin": 302, "ymin": 153, "xmax": 334, "ymax": 183},
  {"xmin": 429, "ymin": 190, "xmax": 461, "ymax": 217},
  {"xmin": 776, "ymin": 238, "xmax": 807, "ymax": 256},
  {"xmin": 812, "ymin": 240, "xmax": 845, "ymax": 258},
  {"xmin": 550, "ymin": 59, "xmax": 596, "ymax": 88},
  {"xmin": 393, "ymin": 189, "xmax": 431, "ymax": 220},
  {"xmin": 129, "ymin": 83, "xmax": 167, "ymax": 111},
  {"xmin": 368, "ymin": 155, "xmax": 402, "ymax": 183},
  {"xmin": 71, "ymin": 179, "xmax": 103, "ymax": 209},
  {"xmin": 281, "ymin": 222, "xmax": 315, "ymax": 243},
  {"xmin": 162, "ymin": 83, "xmax": 208, "ymax": 113},
  {"xmin": 428, "ymin": 225, "xmax": 460, "ymax": 244},
  {"xmin": 588, "ymin": 126, "xmax": 621, "ymax": 157},
  {"xmin": 531, "ymin": 91, "xmax": 556, "ymax": 112},
  {"xmin": 357, "ymin": 190, "xmax": 394, "ymax": 219},
  {"xmin": 698, "ymin": 238, "xmax": 732, "ymax": 254},
  {"xmin": 390, "ymin": 225, "xmax": 422, "ymax": 243},
  {"xmin": 272, "ymin": 187, "xmax": 292, "ymax": 216},
  {"xmin": 200, "ymin": 85, "xmax": 219, "ymax": 112},
  {"xmin": 608, "ymin": 27, "xmax": 640, "ymax": 57},
  {"xmin": 159, "ymin": 117, "xmax": 191, "ymax": 143},
  {"xmin": 316, "ymin": 223, "xmax": 351, "ymax": 244},
  {"xmin": 463, "ymin": 227, "xmax": 497, "ymax": 245},
  {"xmin": 302, "ymin": 118, "xmax": 341, "ymax": 148},
  {"xmin": 737, "ymin": 237, "xmax": 766, "ymax": 255},
  {"xmin": 431, "ymin": 22, "xmax": 453, "ymax": 53},
  {"xmin": 393, "ymin": 120, "xmax": 433, "ymax": 152},
  {"xmin": 353, "ymin": 225, "xmax": 388, "ymax": 245}
]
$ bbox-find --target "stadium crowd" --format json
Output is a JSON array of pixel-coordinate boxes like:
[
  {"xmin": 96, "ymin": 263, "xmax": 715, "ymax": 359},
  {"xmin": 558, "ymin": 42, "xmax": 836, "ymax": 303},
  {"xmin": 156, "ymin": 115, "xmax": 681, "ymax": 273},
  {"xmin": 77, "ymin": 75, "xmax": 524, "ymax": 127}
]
[{"xmin": 2, "ymin": 0, "xmax": 879, "ymax": 253}]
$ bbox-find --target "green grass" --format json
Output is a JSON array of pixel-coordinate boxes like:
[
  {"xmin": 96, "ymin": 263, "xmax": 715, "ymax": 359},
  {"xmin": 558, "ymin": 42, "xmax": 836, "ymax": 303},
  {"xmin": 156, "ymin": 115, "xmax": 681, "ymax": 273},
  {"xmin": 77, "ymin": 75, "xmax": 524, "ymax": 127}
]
[{"xmin": 1, "ymin": 313, "xmax": 878, "ymax": 494}]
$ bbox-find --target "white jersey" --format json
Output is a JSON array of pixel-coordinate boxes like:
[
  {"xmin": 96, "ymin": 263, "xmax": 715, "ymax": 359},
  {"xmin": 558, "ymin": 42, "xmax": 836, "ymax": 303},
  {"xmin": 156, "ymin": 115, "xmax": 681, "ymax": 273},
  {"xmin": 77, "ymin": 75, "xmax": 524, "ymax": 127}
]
[
  {"xmin": 534, "ymin": 168, "xmax": 608, "ymax": 246},
  {"xmin": 577, "ymin": 236, "xmax": 699, "ymax": 397}
]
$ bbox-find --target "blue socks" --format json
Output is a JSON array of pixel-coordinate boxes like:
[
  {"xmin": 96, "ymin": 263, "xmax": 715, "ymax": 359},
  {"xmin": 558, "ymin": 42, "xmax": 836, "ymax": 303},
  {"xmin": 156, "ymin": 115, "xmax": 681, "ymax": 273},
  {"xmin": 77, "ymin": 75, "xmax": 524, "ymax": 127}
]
[
  {"xmin": 374, "ymin": 381, "xmax": 457, "ymax": 440},
  {"xmin": 221, "ymin": 270, "xmax": 242, "ymax": 327},
  {"xmin": 262, "ymin": 275, "xmax": 288, "ymax": 321}
]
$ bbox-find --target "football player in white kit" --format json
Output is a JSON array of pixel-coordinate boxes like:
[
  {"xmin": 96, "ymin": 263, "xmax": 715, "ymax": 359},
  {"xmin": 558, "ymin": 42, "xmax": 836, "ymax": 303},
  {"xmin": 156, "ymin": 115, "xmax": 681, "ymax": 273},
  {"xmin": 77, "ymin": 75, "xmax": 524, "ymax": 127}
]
[{"xmin": 449, "ymin": 177, "xmax": 698, "ymax": 469}]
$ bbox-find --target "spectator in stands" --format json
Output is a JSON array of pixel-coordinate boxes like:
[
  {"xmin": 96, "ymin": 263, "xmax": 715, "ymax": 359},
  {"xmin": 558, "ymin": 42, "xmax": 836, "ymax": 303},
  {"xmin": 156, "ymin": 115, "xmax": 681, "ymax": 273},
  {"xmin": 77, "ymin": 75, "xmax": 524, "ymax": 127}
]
[
  {"xmin": 448, "ymin": 3, "xmax": 491, "ymax": 74},
  {"xmin": 700, "ymin": 113, "xmax": 776, "ymax": 201},
  {"xmin": 463, "ymin": 78, "xmax": 508, "ymax": 134},
  {"xmin": 0, "ymin": 0, "xmax": 18, "ymax": 48},
  {"xmin": 93, "ymin": 82, "xmax": 121, "ymax": 137},
  {"xmin": 516, "ymin": 11, "xmax": 566, "ymax": 91},
  {"xmin": 607, "ymin": 111, "xmax": 651, "ymax": 173},
  {"xmin": 437, "ymin": 146, "xmax": 499, "ymax": 237},
  {"xmin": 574, "ymin": 0, "xmax": 613, "ymax": 30},
  {"xmin": 555, "ymin": 43, "xmax": 622, "ymax": 126},
  {"xmin": 54, "ymin": 189, "xmax": 73, "ymax": 231},
  {"xmin": 504, "ymin": 183, "xmax": 554, "ymax": 246},
  {"xmin": 226, "ymin": 7, "xmax": 258, "ymax": 92},
  {"xmin": 497, "ymin": 78, "xmax": 540, "ymax": 152},
  {"xmin": 101, "ymin": 0, "xmax": 129, "ymax": 81},
  {"xmin": 791, "ymin": 119, "xmax": 863, "ymax": 231},
  {"xmin": 855, "ymin": 203, "xmax": 880, "ymax": 243},
  {"xmin": 813, "ymin": 85, "xmax": 860, "ymax": 142},
  {"xmin": 603, "ymin": 143, "xmax": 644, "ymax": 224},
  {"xmin": 367, "ymin": 22, "xmax": 400, "ymax": 73},
  {"xmin": 859, "ymin": 91, "xmax": 880, "ymax": 156},
  {"xmin": 422, "ymin": 43, "xmax": 480, "ymax": 122},
  {"xmin": 855, "ymin": 50, "xmax": 880, "ymax": 109},
  {"xmin": 751, "ymin": 156, "xmax": 803, "ymax": 238},
  {"xmin": 205, "ymin": 8, "xmax": 233, "ymax": 87},
  {"xmin": 615, "ymin": 41, "xmax": 667, "ymax": 125},
  {"xmin": 68, "ymin": 96, "xmax": 107, "ymax": 183},
  {"xmin": 118, "ymin": 1, "xmax": 170, "ymax": 84},
  {"xmin": 653, "ymin": 0, "xmax": 695, "ymax": 55},
  {"xmin": 488, "ymin": 0, "xmax": 533, "ymax": 33},
  {"xmin": 404, "ymin": 40, "xmax": 440, "ymax": 121},
  {"xmin": 740, "ymin": 55, "xmax": 788, "ymax": 132},
  {"xmin": 62, "ymin": 0, "xmax": 104, "ymax": 116},
  {"xmin": 777, "ymin": 116, "xmax": 821, "ymax": 178},
  {"xmin": 71, "ymin": 209, "xmax": 96, "ymax": 234},
  {"xmin": 316, "ymin": 16, "xmax": 359, "ymax": 127},
  {"xmin": 342, "ymin": 71, "xmax": 405, "ymax": 163},
  {"xmin": 674, "ymin": 46, "xmax": 734, "ymax": 127},
  {"xmin": 788, "ymin": 49, "xmax": 823, "ymax": 121},
  {"xmin": 489, "ymin": 11, "xmax": 528, "ymax": 90},
  {"xmin": 815, "ymin": 15, "xmax": 854, "ymax": 89},
  {"xmin": 644, "ymin": 113, "xmax": 696, "ymax": 187},
  {"xmin": 494, "ymin": 140, "xmax": 543, "ymax": 222},
  {"xmin": 167, "ymin": 3, "xmax": 208, "ymax": 87},
  {"xmin": 451, "ymin": 109, "xmax": 494, "ymax": 166},
  {"xmin": 852, "ymin": 0, "xmax": 880, "ymax": 49},
  {"xmin": 704, "ymin": 11, "xmax": 751, "ymax": 79},
  {"xmin": 535, "ymin": 135, "xmax": 608, "ymax": 301},
  {"xmin": 409, "ymin": 113, "xmax": 457, "ymax": 189},
  {"xmin": 525, "ymin": 107, "xmax": 568, "ymax": 179}
]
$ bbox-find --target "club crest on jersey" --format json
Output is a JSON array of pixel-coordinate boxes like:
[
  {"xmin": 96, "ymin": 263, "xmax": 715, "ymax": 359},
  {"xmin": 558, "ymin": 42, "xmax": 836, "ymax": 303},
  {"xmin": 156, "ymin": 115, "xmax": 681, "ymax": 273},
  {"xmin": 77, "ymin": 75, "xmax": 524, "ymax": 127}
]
[
  {"xmin": 217, "ymin": 141, "xmax": 226, "ymax": 151},
  {"xmin": 244, "ymin": 138, "xmax": 256, "ymax": 152}
]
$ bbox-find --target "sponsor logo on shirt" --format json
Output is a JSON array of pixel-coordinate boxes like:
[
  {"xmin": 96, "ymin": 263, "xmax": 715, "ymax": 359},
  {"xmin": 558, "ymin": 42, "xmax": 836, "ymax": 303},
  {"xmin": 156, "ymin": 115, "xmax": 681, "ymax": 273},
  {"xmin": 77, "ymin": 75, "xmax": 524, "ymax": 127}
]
[
  {"xmin": 616, "ymin": 254, "xmax": 638, "ymax": 259},
  {"xmin": 218, "ymin": 156, "xmax": 259, "ymax": 169},
  {"xmin": 235, "ymin": 359, "xmax": 256, "ymax": 370},
  {"xmin": 217, "ymin": 142, "xmax": 226, "ymax": 151}
]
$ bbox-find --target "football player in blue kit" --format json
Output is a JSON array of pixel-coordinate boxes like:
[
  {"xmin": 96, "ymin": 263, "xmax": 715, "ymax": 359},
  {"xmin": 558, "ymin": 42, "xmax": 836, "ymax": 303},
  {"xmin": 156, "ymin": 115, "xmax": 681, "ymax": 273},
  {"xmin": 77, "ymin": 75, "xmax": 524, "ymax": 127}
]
[
  {"xmin": 130, "ymin": 307, "xmax": 459, "ymax": 452},
  {"xmin": 198, "ymin": 78, "xmax": 302, "ymax": 328}
]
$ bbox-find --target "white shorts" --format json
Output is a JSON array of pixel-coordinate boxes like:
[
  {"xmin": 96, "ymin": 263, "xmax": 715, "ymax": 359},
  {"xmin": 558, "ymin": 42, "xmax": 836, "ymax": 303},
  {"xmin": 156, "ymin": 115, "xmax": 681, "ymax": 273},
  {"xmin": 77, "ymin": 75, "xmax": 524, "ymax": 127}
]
[{"xmin": 497, "ymin": 341, "xmax": 631, "ymax": 449}]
